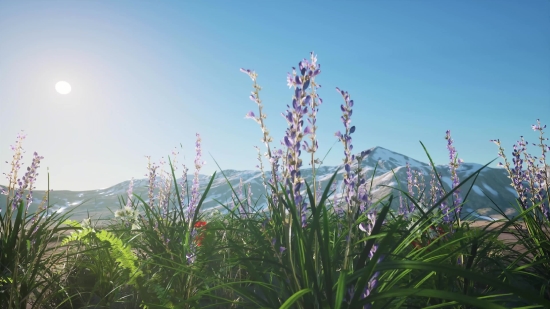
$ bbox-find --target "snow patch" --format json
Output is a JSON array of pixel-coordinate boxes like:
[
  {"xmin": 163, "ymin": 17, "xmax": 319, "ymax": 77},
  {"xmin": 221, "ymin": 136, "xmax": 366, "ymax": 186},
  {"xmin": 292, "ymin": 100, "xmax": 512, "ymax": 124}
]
[
  {"xmin": 505, "ymin": 186, "xmax": 518, "ymax": 197},
  {"xmin": 481, "ymin": 183, "xmax": 498, "ymax": 196},
  {"xmin": 471, "ymin": 185, "xmax": 484, "ymax": 196}
]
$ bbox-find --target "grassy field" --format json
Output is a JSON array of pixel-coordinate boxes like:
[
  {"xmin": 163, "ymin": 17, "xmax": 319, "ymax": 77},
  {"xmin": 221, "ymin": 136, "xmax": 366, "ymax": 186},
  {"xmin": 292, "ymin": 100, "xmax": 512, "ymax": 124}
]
[{"xmin": 1, "ymin": 53, "xmax": 549, "ymax": 309}]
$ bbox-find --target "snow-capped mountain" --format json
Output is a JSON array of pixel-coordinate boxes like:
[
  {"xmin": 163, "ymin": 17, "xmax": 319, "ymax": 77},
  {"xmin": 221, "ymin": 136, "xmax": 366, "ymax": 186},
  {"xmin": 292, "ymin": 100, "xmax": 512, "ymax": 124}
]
[{"xmin": 1, "ymin": 146, "xmax": 545, "ymax": 222}]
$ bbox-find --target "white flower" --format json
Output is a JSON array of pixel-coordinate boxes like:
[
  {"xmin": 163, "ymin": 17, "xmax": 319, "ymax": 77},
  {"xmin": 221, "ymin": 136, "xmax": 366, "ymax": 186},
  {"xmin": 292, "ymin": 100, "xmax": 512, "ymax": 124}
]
[
  {"xmin": 123, "ymin": 205, "xmax": 133, "ymax": 215},
  {"xmin": 81, "ymin": 218, "xmax": 92, "ymax": 229}
]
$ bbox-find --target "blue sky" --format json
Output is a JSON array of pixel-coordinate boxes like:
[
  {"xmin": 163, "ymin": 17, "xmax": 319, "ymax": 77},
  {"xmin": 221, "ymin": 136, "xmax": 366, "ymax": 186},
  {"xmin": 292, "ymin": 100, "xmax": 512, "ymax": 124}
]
[{"xmin": 1, "ymin": 1, "xmax": 549, "ymax": 191}]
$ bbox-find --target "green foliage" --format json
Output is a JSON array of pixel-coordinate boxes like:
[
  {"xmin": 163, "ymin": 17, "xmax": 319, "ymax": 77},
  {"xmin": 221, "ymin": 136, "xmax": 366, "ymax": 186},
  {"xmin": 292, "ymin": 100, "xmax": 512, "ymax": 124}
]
[
  {"xmin": 63, "ymin": 223, "xmax": 143, "ymax": 286},
  {"xmin": 60, "ymin": 217, "xmax": 142, "ymax": 308},
  {"xmin": 0, "ymin": 192, "xmax": 74, "ymax": 309}
]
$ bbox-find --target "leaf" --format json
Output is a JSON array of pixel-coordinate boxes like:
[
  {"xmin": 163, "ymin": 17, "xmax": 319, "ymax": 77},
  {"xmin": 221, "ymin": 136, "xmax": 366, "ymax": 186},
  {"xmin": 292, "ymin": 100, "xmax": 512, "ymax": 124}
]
[{"xmin": 280, "ymin": 288, "xmax": 312, "ymax": 309}]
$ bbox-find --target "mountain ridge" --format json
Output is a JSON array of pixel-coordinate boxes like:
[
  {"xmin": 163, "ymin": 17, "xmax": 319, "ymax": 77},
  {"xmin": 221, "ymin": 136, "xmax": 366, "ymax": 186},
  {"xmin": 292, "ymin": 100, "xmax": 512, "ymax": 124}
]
[{"xmin": 2, "ymin": 146, "xmax": 541, "ymax": 222}]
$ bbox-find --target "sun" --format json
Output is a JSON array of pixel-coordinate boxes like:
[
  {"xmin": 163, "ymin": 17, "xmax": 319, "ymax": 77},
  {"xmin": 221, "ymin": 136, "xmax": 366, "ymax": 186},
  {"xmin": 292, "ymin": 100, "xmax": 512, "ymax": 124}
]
[{"xmin": 55, "ymin": 81, "xmax": 72, "ymax": 94}]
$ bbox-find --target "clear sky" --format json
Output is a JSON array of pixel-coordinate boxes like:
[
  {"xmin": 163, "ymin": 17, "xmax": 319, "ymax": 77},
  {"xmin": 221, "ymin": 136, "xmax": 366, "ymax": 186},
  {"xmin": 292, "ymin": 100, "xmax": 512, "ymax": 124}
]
[{"xmin": 1, "ymin": 0, "xmax": 549, "ymax": 191}]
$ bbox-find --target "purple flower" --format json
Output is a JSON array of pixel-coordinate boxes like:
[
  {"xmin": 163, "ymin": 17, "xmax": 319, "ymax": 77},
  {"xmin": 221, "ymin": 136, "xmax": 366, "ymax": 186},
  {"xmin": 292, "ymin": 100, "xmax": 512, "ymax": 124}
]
[
  {"xmin": 158, "ymin": 171, "xmax": 172, "ymax": 218},
  {"xmin": 11, "ymin": 150, "xmax": 44, "ymax": 212},
  {"xmin": 286, "ymin": 71, "xmax": 295, "ymax": 88},
  {"xmin": 346, "ymin": 269, "xmax": 381, "ymax": 309},
  {"xmin": 188, "ymin": 133, "xmax": 204, "ymax": 220},
  {"xmin": 245, "ymin": 111, "xmax": 256, "ymax": 119},
  {"xmin": 446, "ymin": 130, "xmax": 463, "ymax": 221},
  {"xmin": 179, "ymin": 164, "xmax": 189, "ymax": 210},
  {"xmin": 4, "ymin": 131, "xmax": 26, "ymax": 209},
  {"xmin": 249, "ymin": 93, "xmax": 260, "ymax": 105},
  {"xmin": 246, "ymin": 183, "xmax": 253, "ymax": 214},
  {"xmin": 239, "ymin": 68, "xmax": 256, "ymax": 80},
  {"xmin": 238, "ymin": 178, "xmax": 244, "ymax": 202},
  {"xmin": 267, "ymin": 148, "xmax": 284, "ymax": 205},
  {"xmin": 241, "ymin": 67, "xmax": 280, "ymax": 207},
  {"xmin": 145, "ymin": 156, "xmax": 159, "ymax": 206},
  {"xmin": 280, "ymin": 52, "xmax": 323, "ymax": 227},
  {"xmin": 235, "ymin": 178, "xmax": 247, "ymax": 217},
  {"xmin": 186, "ymin": 252, "xmax": 196, "ymax": 264},
  {"xmin": 335, "ymin": 87, "xmax": 358, "ymax": 212},
  {"xmin": 406, "ymin": 162, "xmax": 414, "ymax": 214},
  {"xmin": 126, "ymin": 177, "xmax": 134, "ymax": 209},
  {"xmin": 529, "ymin": 119, "xmax": 549, "ymax": 218}
]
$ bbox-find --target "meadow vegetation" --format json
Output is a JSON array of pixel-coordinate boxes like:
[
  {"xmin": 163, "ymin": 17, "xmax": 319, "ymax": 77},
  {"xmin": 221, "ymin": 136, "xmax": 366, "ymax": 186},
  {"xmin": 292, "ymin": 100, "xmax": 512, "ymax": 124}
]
[{"xmin": 1, "ymin": 53, "xmax": 549, "ymax": 308}]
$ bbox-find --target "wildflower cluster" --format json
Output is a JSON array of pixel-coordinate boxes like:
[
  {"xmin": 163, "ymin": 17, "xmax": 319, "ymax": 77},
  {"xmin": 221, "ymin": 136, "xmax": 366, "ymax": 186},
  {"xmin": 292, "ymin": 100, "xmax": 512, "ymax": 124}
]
[
  {"xmin": 157, "ymin": 157, "xmax": 173, "ymax": 217},
  {"xmin": 188, "ymin": 133, "xmax": 205, "ymax": 220},
  {"xmin": 186, "ymin": 220, "xmax": 208, "ymax": 264},
  {"xmin": 2, "ymin": 131, "xmax": 26, "ymax": 197},
  {"xmin": 241, "ymin": 69, "xmax": 278, "ymax": 197},
  {"xmin": 400, "ymin": 131, "xmax": 467, "ymax": 255},
  {"xmin": 243, "ymin": 52, "xmax": 323, "ymax": 227},
  {"xmin": 193, "ymin": 220, "xmax": 207, "ymax": 246},
  {"xmin": 179, "ymin": 163, "xmax": 189, "ymax": 207},
  {"xmin": 334, "ymin": 87, "xmax": 356, "ymax": 211},
  {"xmin": 491, "ymin": 119, "xmax": 550, "ymax": 219},
  {"xmin": 446, "ymin": 130, "xmax": 464, "ymax": 221},
  {"xmin": 114, "ymin": 177, "xmax": 140, "ymax": 230},
  {"xmin": 410, "ymin": 224, "xmax": 446, "ymax": 250},
  {"xmin": 229, "ymin": 177, "xmax": 249, "ymax": 217},
  {"xmin": 145, "ymin": 155, "xmax": 159, "ymax": 206},
  {"xmin": 1, "ymin": 131, "xmax": 43, "ymax": 212},
  {"xmin": 115, "ymin": 206, "xmax": 140, "ymax": 231},
  {"xmin": 115, "ymin": 206, "xmax": 139, "ymax": 220},
  {"xmin": 346, "ymin": 222, "xmax": 384, "ymax": 309},
  {"xmin": 17, "ymin": 151, "xmax": 43, "ymax": 212},
  {"xmin": 332, "ymin": 86, "xmax": 381, "ymax": 304},
  {"xmin": 402, "ymin": 130, "xmax": 463, "ymax": 225},
  {"xmin": 405, "ymin": 162, "xmax": 414, "ymax": 215},
  {"xmin": 281, "ymin": 52, "xmax": 322, "ymax": 227}
]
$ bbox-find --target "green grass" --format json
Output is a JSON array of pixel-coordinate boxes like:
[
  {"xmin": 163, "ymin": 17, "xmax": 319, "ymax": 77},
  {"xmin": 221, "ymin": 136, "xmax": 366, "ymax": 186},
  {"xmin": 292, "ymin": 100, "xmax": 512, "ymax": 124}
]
[{"xmin": 2, "ymin": 147, "xmax": 548, "ymax": 309}]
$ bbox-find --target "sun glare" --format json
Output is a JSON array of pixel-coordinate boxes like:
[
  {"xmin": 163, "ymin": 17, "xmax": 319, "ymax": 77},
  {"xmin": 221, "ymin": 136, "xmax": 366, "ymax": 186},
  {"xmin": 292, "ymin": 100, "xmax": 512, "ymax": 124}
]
[{"xmin": 55, "ymin": 81, "xmax": 72, "ymax": 94}]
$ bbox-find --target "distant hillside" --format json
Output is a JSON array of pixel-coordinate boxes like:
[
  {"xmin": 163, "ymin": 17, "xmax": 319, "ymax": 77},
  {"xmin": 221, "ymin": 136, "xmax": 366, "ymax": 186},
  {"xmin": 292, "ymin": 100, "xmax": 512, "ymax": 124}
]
[{"xmin": 2, "ymin": 146, "xmax": 547, "ymax": 222}]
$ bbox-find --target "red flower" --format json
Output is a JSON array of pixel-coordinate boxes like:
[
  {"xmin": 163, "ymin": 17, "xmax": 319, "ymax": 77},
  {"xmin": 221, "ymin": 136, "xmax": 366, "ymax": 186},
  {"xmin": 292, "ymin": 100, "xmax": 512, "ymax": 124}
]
[
  {"xmin": 194, "ymin": 221, "xmax": 207, "ymax": 246},
  {"xmin": 411, "ymin": 225, "xmax": 447, "ymax": 251},
  {"xmin": 411, "ymin": 240, "xmax": 422, "ymax": 249},
  {"xmin": 194, "ymin": 221, "xmax": 207, "ymax": 228}
]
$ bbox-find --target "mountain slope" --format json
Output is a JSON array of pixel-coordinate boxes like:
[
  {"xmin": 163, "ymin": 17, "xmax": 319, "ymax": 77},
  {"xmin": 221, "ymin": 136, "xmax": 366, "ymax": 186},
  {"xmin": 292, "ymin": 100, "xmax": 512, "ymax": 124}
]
[{"xmin": 1, "ymin": 146, "xmax": 536, "ymax": 222}]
